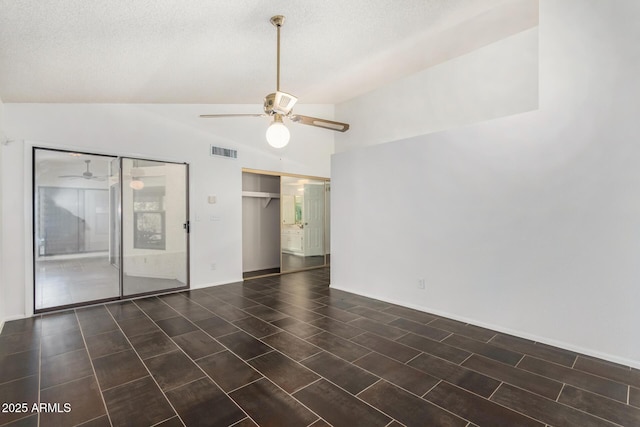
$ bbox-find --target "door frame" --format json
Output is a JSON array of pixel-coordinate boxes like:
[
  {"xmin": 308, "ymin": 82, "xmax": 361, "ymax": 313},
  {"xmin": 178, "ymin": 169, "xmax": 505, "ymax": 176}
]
[{"xmin": 241, "ymin": 168, "xmax": 330, "ymax": 280}]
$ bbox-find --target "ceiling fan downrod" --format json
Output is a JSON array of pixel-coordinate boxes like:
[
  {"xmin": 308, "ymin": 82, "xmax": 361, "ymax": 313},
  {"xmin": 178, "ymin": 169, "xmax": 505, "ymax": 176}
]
[
  {"xmin": 199, "ymin": 14, "xmax": 350, "ymax": 137},
  {"xmin": 270, "ymin": 15, "xmax": 285, "ymax": 92}
]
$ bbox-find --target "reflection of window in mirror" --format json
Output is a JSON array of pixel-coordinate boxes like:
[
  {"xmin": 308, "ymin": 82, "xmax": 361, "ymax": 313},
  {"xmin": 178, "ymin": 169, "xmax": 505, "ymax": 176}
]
[
  {"xmin": 133, "ymin": 186, "xmax": 166, "ymax": 250},
  {"xmin": 134, "ymin": 212, "xmax": 165, "ymax": 250}
]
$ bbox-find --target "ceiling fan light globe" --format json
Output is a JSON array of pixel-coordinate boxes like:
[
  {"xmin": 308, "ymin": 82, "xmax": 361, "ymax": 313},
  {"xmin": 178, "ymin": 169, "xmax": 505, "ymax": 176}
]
[
  {"xmin": 130, "ymin": 180, "xmax": 145, "ymax": 190},
  {"xmin": 266, "ymin": 121, "xmax": 290, "ymax": 148}
]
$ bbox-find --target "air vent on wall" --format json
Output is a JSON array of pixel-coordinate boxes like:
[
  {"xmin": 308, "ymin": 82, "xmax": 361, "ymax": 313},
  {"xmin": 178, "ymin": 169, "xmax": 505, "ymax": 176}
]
[{"xmin": 210, "ymin": 145, "xmax": 238, "ymax": 159}]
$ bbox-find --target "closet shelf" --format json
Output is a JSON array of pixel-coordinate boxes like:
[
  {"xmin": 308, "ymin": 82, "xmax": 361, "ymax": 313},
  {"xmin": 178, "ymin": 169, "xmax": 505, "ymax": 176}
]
[{"xmin": 242, "ymin": 191, "xmax": 280, "ymax": 208}]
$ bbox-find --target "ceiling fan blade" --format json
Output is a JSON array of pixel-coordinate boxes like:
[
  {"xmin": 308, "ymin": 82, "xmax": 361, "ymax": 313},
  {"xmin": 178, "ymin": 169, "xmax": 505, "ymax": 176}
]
[
  {"xmin": 58, "ymin": 175, "xmax": 82, "ymax": 179},
  {"xmin": 289, "ymin": 115, "xmax": 350, "ymax": 132},
  {"xmin": 200, "ymin": 114, "xmax": 266, "ymax": 118}
]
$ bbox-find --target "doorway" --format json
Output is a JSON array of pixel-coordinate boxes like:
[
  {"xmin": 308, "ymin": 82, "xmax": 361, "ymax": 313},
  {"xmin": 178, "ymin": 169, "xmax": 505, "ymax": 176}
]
[
  {"xmin": 280, "ymin": 176, "xmax": 327, "ymax": 272},
  {"xmin": 33, "ymin": 148, "xmax": 189, "ymax": 312},
  {"xmin": 241, "ymin": 172, "xmax": 281, "ymax": 278},
  {"xmin": 241, "ymin": 169, "xmax": 330, "ymax": 279}
]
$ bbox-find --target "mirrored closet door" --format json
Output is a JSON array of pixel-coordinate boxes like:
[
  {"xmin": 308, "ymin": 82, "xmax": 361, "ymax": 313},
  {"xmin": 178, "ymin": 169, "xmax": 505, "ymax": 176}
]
[
  {"xmin": 33, "ymin": 148, "xmax": 189, "ymax": 312},
  {"xmin": 121, "ymin": 158, "xmax": 189, "ymax": 296},
  {"xmin": 281, "ymin": 176, "xmax": 327, "ymax": 273}
]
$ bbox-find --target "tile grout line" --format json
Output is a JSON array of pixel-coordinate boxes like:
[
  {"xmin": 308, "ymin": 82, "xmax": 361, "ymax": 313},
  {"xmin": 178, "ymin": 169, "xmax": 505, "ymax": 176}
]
[
  {"xmin": 355, "ymin": 378, "xmax": 383, "ymax": 397},
  {"xmin": 421, "ymin": 379, "xmax": 442, "ymax": 398},
  {"xmin": 225, "ymin": 376, "xmax": 268, "ymax": 395},
  {"xmin": 75, "ymin": 413, "xmax": 113, "ymax": 427},
  {"xmin": 388, "ymin": 332, "xmax": 470, "ymax": 366},
  {"xmin": 463, "ymin": 352, "xmax": 633, "ymax": 424},
  {"xmin": 569, "ymin": 363, "xmax": 640, "ymax": 389},
  {"xmin": 404, "ymin": 352, "xmax": 423, "ymax": 365},
  {"xmin": 105, "ymin": 304, "xmax": 188, "ymax": 426},
  {"xmin": 517, "ymin": 354, "xmax": 631, "ymax": 401},
  {"xmin": 297, "ymin": 350, "xmax": 325, "ymax": 365},
  {"xmin": 141, "ymin": 346, "xmax": 198, "ymax": 363},
  {"xmin": 487, "ymin": 381, "xmax": 503, "ymax": 400},
  {"xmin": 90, "ymin": 346, "xmax": 132, "ymax": 363},
  {"xmin": 350, "ymin": 351, "xmax": 373, "ymax": 365},
  {"xmin": 294, "ymin": 376, "xmax": 323, "ymax": 395},
  {"xmin": 161, "ymin": 374, "xmax": 208, "ymax": 394},
  {"xmin": 37, "ymin": 314, "xmax": 42, "ymax": 427},
  {"xmin": 438, "ymin": 380, "xmax": 556, "ymax": 427},
  {"xmin": 291, "ymin": 374, "xmax": 395, "ymax": 425},
  {"xmin": 439, "ymin": 332, "xmax": 453, "ymax": 342},
  {"xmin": 489, "ymin": 379, "xmax": 628, "ymax": 427},
  {"xmin": 304, "ymin": 418, "xmax": 326, "ymax": 427},
  {"xmin": 39, "ymin": 373, "xmax": 96, "ymax": 393},
  {"xmin": 299, "ymin": 318, "xmax": 497, "ymax": 406},
  {"xmin": 244, "ymin": 349, "xmax": 276, "ymax": 363},
  {"xmin": 73, "ymin": 309, "xmax": 114, "ymax": 427},
  {"xmin": 130, "ymin": 299, "xmax": 264, "ymax": 427},
  {"xmin": 228, "ymin": 371, "xmax": 325, "ymax": 425},
  {"xmin": 299, "ymin": 339, "xmax": 469, "ymax": 424},
  {"xmin": 555, "ymin": 383, "xmax": 566, "ymax": 402},
  {"xmin": 459, "ymin": 352, "xmax": 474, "ymax": 366},
  {"xmin": 149, "ymin": 416, "xmax": 180, "ymax": 427},
  {"xmin": 257, "ymin": 329, "xmax": 285, "ymax": 340},
  {"xmin": 192, "ymin": 347, "xmax": 227, "ymax": 362},
  {"xmin": 394, "ymin": 331, "xmax": 411, "ymax": 342},
  {"xmin": 219, "ymin": 312, "xmax": 404, "ymax": 425}
]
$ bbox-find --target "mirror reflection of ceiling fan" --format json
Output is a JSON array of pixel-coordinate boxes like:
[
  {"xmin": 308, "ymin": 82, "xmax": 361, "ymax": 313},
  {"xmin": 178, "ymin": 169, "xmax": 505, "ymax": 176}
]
[
  {"xmin": 200, "ymin": 15, "xmax": 350, "ymax": 148},
  {"xmin": 58, "ymin": 160, "xmax": 107, "ymax": 181}
]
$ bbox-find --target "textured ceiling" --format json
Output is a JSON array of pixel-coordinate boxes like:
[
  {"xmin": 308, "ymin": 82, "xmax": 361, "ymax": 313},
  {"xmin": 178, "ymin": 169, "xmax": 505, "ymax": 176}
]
[{"xmin": 0, "ymin": 0, "xmax": 513, "ymax": 104}]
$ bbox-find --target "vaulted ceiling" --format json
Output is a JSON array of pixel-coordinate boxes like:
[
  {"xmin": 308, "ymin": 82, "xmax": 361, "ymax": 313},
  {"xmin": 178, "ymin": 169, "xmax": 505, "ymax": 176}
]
[{"xmin": 0, "ymin": 0, "xmax": 515, "ymax": 104}]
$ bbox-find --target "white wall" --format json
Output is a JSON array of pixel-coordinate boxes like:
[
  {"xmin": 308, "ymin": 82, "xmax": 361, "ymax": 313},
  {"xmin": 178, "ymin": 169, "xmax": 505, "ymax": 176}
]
[
  {"xmin": 332, "ymin": 0, "xmax": 640, "ymax": 367},
  {"xmin": 242, "ymin": 173, "xmax": 281, "ymax": 273},
  {"xmin": 336, "ymin": 26, "xmax": 539, "ymax": 151},
  {"xmin": 1, "ymin": 103, "xmax": 334, "ymax": 321}
]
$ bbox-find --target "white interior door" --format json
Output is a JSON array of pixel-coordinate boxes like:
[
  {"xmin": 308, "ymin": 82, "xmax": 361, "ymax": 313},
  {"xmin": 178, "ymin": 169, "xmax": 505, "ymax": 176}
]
[{"xmin": 303, "ymin": 183, "xmax": 325, "ymax": 257}]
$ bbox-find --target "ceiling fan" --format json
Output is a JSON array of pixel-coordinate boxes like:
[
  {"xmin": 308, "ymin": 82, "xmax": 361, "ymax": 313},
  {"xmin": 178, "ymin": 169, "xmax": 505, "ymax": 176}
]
[
  {"xmin": 59, "ymin": 160, "xmax": 107, "ymax": 181},
  {"xmin": 200, "ymin": 15, "xmax": 350, "ymax": 148}
]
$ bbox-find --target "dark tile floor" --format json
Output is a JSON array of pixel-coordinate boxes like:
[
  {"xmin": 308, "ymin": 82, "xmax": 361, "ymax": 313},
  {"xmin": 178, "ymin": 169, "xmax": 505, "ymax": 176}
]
[{"xmin": 2, "ymin": 267, "xmax": 640, "ymax": 426}]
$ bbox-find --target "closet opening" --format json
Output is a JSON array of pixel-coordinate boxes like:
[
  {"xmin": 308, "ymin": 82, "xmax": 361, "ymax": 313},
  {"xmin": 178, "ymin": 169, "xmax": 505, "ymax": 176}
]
[{"xmin": 242, "ymin": 168, "xmax": 330, "ymax": 279}]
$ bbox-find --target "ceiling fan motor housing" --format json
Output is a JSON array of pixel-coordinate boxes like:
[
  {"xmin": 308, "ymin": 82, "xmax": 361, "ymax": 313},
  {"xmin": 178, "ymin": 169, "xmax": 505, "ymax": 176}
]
[{"xmin": 264, "ymin": 91, "xmax": 298, "ymax": 115}]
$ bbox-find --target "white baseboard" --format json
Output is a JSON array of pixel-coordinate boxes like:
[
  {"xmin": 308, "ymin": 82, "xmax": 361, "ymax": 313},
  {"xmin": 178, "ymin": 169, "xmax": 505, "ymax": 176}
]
[
  {"xmin": 190, "ymin": 277, "xmax": 244, "ymax": 290},
  {"xmin": 330, "ymin": 284, "xmax": 640, "ymax": 370}
]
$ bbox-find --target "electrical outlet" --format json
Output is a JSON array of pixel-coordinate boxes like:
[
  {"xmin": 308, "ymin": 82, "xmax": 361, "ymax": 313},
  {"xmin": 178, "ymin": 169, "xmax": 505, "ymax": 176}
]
[{"xmin": 417, "ymin": 279, "xmax": 425, "ymax": 289}]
